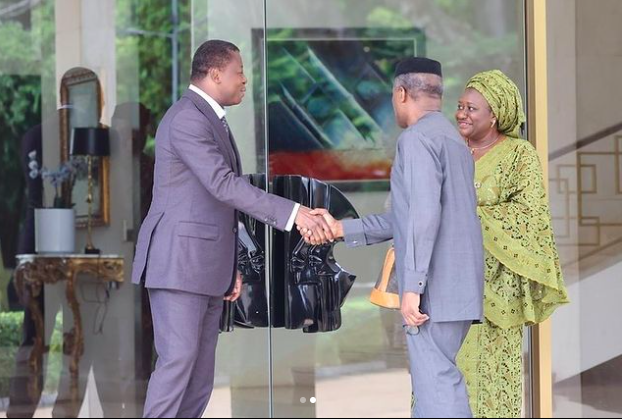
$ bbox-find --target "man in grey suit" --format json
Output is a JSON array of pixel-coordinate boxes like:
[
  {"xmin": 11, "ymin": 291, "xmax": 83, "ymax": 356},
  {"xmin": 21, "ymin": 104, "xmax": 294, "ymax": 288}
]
[
  {"xmin": 131, "ymin": 40, "xmax": 333, "ymax": 418},
  {"xmin": 316, "ymin": 58, "xmax": 484, "ymax": 418}
]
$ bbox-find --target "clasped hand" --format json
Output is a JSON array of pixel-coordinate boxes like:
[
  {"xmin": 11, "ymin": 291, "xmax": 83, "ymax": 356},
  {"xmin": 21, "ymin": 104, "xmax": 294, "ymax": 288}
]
[{"xmin": 295, "ymin": 207, "xmax": 343, "ymax": 246}]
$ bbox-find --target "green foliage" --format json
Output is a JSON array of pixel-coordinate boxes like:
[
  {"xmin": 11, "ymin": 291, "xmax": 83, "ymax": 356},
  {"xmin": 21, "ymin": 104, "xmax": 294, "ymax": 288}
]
[
  {"xmin": 0, "ymin": 22, "xmax": 39, "ymax": 74},
  {"xmin": 434, "ymin": 0, "xmax": 475, "ymax": 20},
  {"xmin": 0, "ymin": 1, "xmax": 53, "ymax": 268},
  {"xmin": 367, "ymin": 7, "xmax": 413, "ymax": 28},
  {"xmin": 116, "ymin": 0, "xmax": 192, "ymax": 125},
  {"xmin": 0, "ymin": 75, "xmax": 42, "ymax": 267},
  {"xmin": 137, "ymin": 1, "xmax": 174, "ymax": 123},
  {"xmin": 0, "ymin": 311, "xmax": 22, "ymax": 348},
  {"xmin": 0, "ymin": 265, "xmax": 10, "ymax": 312},
  {"xmin": 43, "ymin": 311, "xmax": 63, "ymax": 394},
  {"xmin": 0, "ymin": 311, "xmax": 64, "ymax": 398},
  {"xmin": 0, "ymin": 16, "xmax": 43, "ymax": 217},
  {"xmin": 0, "ymin": 311, "xmax": 23, "ymax": 397}
]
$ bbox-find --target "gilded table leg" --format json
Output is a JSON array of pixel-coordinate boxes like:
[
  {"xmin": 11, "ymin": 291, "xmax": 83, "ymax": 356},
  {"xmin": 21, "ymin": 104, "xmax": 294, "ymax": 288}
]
[{"xmin": 15, "ymin": 266, "xmax": 45, "ymax": 401}]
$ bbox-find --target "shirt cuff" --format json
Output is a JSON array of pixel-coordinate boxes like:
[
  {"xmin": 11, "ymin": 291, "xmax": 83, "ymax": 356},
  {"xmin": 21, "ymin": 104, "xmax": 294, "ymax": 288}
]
[
  {"xmin": 284, "ymin": 203, "xmax": 300, "ymax": 232},
  {"xmin": 403, "ymin": 270, "xmax": 428, "ymax": 294}
]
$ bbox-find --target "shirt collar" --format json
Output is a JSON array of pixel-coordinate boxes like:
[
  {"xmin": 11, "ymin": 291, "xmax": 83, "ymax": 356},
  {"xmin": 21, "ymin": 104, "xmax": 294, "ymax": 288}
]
[{"xmin": 189, "ymin": 84, "xmax": 226, "ymax": 119}]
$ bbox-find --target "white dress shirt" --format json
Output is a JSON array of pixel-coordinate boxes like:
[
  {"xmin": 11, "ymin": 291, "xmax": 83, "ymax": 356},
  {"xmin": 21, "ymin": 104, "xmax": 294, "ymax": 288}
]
[{"xmin": 189, "ymin": 84, "xmax": 299, "ymax": 231}]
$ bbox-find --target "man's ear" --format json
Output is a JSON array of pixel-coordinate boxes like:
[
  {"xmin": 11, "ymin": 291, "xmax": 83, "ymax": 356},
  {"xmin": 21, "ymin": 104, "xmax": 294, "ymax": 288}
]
[
  {"xmin": 398, "ymin": 86, "xmax": 408, "ymax": 103},
  {"xmin": 208, "ymin": 67, "xmax": 221, "ymax": 84}
]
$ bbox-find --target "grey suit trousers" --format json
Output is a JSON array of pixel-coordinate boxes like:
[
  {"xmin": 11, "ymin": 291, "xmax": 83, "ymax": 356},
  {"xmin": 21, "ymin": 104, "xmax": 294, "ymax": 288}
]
[
  {"xmin": 143, "ymin": 289, "xmax": 223, "ymax": 418},
  {"xmin": 406, "ymin": 320, "xmax": 473, "ymax": 418}
]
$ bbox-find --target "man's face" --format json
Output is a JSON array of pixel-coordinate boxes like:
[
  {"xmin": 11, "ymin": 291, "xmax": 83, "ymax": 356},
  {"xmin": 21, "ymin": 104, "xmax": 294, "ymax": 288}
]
[{"xmin": 217, "ymin": 51, "xmax": 247, "ymax": 106}]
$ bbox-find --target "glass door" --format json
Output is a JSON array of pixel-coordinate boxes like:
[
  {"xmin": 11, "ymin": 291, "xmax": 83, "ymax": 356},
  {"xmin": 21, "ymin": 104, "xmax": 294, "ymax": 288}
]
[{"xmin": 263, "ymin": 0, "xmax": 530, "ymax": 417}]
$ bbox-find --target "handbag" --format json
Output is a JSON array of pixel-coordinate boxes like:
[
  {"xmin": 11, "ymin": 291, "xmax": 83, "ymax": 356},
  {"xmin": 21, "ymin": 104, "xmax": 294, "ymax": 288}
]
[{"xmin": 369, "ymin": 246, "xmax": 400, "ymax": 310}]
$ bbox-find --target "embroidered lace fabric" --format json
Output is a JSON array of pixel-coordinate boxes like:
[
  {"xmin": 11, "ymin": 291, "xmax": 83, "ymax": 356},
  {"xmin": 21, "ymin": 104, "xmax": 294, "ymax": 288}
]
[{"xmin": 457, "ymin": 137, "xmax": 569, "ymax": 418}]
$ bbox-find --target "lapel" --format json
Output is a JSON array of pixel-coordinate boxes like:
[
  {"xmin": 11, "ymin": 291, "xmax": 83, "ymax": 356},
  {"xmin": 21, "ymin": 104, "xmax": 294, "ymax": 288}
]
[{"xmin": 182, "ymin": 89, "xmax": 240, "ymax": 174}]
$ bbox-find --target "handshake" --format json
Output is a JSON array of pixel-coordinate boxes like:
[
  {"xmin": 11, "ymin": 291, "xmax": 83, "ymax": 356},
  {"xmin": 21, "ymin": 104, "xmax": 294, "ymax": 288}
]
[{"xmin": 294, "ymin": 207, "xmax": 343, "ymax": 246}]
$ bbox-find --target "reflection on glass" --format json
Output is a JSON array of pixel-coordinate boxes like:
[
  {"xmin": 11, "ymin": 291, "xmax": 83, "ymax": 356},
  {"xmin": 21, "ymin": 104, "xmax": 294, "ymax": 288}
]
[
  {"xmin": 548, "ymin": 1, "xmax": 622, "ymax": 417},
  {"xmin": 263, "ymin": 28, "xmax": 424, "ymax": 182},
  {"xmin": 0, "ymin": 0, "xmax": 530, "ymax": 417},
  {"xmin": 223, "ymin": 175, "xmax": 359, "ymax": 335},
  {"xmin": 61, "ymin": 67, "xmax": 106, "ymax": 224},
  {"xmin": 273, "ymin": 176, "xmax": 359, "ymax": 333},
  {"xmin": 267, "ymin": 0, "xmax": 527, "ymax": 418}
]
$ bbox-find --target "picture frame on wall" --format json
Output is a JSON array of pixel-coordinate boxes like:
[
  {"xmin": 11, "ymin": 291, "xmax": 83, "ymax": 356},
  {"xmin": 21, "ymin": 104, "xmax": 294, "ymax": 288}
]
[{"xmin": 253, "ymin": 27, "xmax": 426, "ymax": 191}]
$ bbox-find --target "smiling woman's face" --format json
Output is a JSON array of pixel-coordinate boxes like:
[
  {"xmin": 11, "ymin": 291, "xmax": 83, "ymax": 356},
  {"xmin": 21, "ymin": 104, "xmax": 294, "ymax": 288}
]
[{"xmin": 455, "ymin": 88, "xmax": 496, "ymax": 140}]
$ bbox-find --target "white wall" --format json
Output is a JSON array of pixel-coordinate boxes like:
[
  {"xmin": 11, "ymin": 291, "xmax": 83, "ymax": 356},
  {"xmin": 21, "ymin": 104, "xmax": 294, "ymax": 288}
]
[{"xmin": 575, "ymin": 0, "xmax": 622, "ymax": 139}]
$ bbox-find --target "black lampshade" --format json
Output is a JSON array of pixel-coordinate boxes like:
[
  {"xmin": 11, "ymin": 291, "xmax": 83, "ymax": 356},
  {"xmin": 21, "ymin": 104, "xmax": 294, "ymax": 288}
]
[{"xmin": 70, "ymin": 127, "xmax": 110, "ymax": 157}]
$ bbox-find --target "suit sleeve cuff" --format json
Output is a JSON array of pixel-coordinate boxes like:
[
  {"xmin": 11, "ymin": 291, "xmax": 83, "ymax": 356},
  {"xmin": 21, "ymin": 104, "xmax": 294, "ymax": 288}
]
[
  {"xmin": 284, "ymin": 203, "xmax": 300, "ymax": 232},
  {"xmin": 403, "ymin": 270, "xmax": 428, "ymax": 294},
  {"xmin": 342, "ymin": 219, "xmax": 366, "ymax": 248}
]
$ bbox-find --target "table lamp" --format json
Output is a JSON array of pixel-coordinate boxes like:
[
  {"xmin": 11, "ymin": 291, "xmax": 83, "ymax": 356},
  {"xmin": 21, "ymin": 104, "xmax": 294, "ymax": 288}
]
[{"xmin": 70, "ymin": 127, "xmax": 110, "ymax": 254}]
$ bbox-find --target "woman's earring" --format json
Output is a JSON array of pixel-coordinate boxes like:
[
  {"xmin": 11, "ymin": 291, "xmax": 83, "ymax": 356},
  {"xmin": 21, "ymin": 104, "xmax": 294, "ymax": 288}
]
[{"xmin": 491, "ymin": 120, "xmax": 496, "ymax": 128}]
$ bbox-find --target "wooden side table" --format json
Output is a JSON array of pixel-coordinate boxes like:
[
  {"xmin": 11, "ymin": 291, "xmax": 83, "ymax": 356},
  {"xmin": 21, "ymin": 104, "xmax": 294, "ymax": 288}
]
[{"xmin": 14, "ymin": 254, "xmax": 124, "ymax": 409}]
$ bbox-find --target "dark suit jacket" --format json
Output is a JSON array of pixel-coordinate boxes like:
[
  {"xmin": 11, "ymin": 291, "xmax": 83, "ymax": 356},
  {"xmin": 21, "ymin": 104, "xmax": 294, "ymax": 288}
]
[{"xmin": 132, "ymin": 89, "xmax": 295, "ymax": 296}]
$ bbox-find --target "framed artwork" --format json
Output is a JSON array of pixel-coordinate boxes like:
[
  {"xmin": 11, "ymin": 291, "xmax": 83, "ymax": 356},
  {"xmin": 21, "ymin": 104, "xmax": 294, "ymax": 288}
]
[{"xmin": 253, "ymin": 27, "xmax": 426, "ymax": 191}]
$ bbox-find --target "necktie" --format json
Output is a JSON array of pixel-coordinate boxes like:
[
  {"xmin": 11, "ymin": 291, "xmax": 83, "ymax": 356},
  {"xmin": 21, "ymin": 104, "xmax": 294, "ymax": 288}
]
[{"xmin": 221, "ymin": 116, "xmax": 230, "ymax": 137}]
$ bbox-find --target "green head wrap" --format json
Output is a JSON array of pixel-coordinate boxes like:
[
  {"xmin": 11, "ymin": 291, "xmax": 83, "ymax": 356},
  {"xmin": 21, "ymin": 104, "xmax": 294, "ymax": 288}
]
[{"xmin": 465, "ymin": 70, "xmax": 526, "ymax": 138}]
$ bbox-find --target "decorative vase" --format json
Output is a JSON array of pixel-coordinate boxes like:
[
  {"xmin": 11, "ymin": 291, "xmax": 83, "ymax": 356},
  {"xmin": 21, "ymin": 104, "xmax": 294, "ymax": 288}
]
[{"xmin": 34, "ymin": 208, "xmax": 76, "ymax": 254}]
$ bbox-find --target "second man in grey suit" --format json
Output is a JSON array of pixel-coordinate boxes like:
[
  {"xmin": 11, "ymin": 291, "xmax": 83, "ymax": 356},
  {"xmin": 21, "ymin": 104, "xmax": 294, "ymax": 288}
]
[{"xmin": 316, "ymin": 57, "xmax": 484, "ymax": 418}]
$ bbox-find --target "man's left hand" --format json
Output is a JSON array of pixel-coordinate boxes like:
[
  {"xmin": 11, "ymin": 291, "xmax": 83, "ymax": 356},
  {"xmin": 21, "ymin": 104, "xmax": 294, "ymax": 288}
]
[
  {"xmin": 401, "ymin": 292, "xmax": 430, "ymax": 327},
  {"xmin": 224, "ymin": 271, "xmax": 243, "ymax": 302}
]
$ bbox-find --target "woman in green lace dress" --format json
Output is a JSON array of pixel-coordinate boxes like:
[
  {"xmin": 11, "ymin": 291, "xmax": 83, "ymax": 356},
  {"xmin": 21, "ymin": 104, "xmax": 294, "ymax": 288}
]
[{"xmin": 454, "ymin": 70, "xmax": 569, "ymax": 418}]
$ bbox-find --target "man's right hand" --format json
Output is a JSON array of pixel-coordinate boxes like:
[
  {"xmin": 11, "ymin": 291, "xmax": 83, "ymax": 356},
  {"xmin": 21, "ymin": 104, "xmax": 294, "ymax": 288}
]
[{"xmin": 295, "ymin": 206, "xmax": 335, "ymax": 245}]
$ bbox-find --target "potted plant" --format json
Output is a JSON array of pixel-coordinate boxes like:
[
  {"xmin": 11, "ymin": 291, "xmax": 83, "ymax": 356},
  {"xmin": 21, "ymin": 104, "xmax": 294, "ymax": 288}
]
[{"xmin": 28, "ymin": 151, "xmax": 84, "ymax": 254}]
